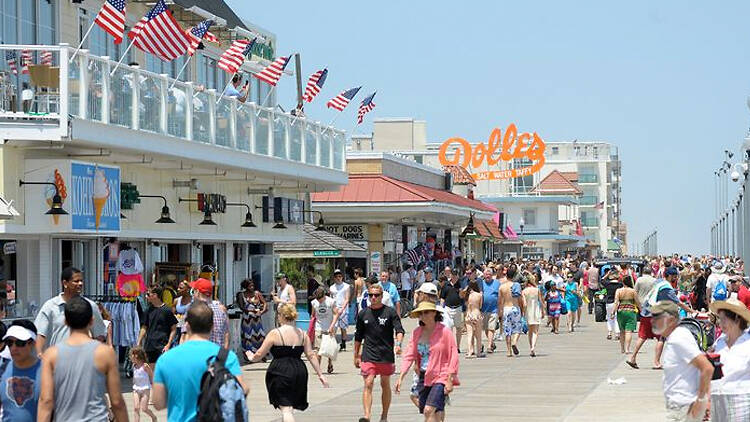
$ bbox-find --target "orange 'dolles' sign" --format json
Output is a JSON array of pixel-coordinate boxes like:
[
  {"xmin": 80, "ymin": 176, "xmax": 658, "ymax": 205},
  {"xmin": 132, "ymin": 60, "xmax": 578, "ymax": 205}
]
[{"xmin": 438, "ymin": 123, "xmax": 546, "ymax": 181}]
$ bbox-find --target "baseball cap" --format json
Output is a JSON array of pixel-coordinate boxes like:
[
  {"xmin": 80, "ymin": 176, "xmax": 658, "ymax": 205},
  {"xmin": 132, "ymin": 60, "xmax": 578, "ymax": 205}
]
[
  {"xmin": 650, "ymin": 301, "xmax": 679, "ymax": 318},
  {"xmin": 417, "ymin": 282, "xmax": 438, "ymax": 296},
  {"xmin": 424, "ymin": 267, "xmax": 433, "ymax": 273},
  {"xmin": 3, "ymin": 325, "xmax": 36, "ymax": 342},
  {"xmin": 664, "ymin": 267, "xmax": 679, "ymax": 276},
  {"xmin": 189, "ymin": 278, "xmax": 213, "ymax": 296},
  {"xmin": 333, "ymin": 269, "xmax": 343, "ymax": 275},
  {"xmin": 275, "ymin": 272, "xmax": 287, "ymax": 279}
]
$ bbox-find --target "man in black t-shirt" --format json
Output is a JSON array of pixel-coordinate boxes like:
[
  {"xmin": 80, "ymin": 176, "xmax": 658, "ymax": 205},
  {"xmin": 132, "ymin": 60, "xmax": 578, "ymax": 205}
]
[
  {"xmin": 354, "ymin": 284, "xmax": 404, "ymax": 422},
  {"xmin": 137, "ymin": 286, "xmax": 178, "ymax": 364}
]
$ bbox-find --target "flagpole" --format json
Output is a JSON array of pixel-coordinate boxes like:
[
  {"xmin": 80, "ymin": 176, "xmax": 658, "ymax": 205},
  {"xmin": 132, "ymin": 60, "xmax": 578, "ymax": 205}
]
[
  {"xmin": 70, "ymin": 21, "xmax": 98, "ymax": 63},
  {"xmin": 169, "ymin": 56, "xmax": 193, "ymax": 90},
  {"xmin": 254, "ymin": 85, "xmax": 275, "ymax": 116},
  {"xmin": 215, "ymin": 72, "xmax": 237, "ymax": 105},
  {"xmin": 109, "ymin": 38, "xmax": 137, "ymax": 76},
  {"xmin": 320, "ymin": 112, "xmax": 341, "ymax": 135}
]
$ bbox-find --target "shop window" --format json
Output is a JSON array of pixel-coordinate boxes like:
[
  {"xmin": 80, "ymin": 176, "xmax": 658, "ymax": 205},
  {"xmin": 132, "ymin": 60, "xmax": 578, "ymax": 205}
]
[{"xmin": 522, "ymin": 209, "xmax": 536, "ymax": 227}]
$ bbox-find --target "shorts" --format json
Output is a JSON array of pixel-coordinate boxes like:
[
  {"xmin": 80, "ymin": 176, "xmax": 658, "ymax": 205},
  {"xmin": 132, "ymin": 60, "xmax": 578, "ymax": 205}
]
[
  {"xmin": 617, "ymin": 311, "xmax": 637, "ymax": 332},
  {"xmin": 447, "ymin": 306, "xmax": 465, "ymax": 330},
  {"xmin": 360, "ymin": 361, "xmax": 395, "ymax": 377},
  {"xmin": 410, "ymin": 372, "xmax": 420, "ymax": 397},
  {"xmin": 638, "ymin": 316, "xmax": 657, "ymax": 340},
  {"xmin": 502, "ymin": 306, "xmax": 523, "ymax": 337},
  {"xmin": 145, "ymin": 349, "xmax": 162, "ymax": 364},
  {"xmin": 481, "ymin": 312, "xmax": 499, "ymax": 331},
  {"xmin": 418, "ymin": 381, "xmax": 447, "ymax": 414},
  {"xmin": 335, "ymin": 308, "xmax": 349, "ymax": 329}
]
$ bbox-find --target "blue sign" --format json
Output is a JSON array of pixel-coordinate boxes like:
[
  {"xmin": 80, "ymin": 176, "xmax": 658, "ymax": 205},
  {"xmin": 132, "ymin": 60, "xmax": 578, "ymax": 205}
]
[{"xmin": 70, "ymin": 163, "xmax": 120, "ymax": 231}]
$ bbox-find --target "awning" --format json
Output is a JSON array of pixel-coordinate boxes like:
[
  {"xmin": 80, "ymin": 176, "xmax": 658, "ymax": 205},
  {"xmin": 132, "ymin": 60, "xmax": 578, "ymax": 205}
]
[
  {"xmin": 474, "ymin": 219, "xmax": 504, "ymax": 242},
  {"xmin": 0, "ymin": 195, "xmax": 19, "ymax": 220},
  {"xmin": 607, "ymin": 239, "xmax": 621, "ymax": 251},
  {"xmin": 274, "ymin": 224, "xmax": 368, "ymax": 259}
]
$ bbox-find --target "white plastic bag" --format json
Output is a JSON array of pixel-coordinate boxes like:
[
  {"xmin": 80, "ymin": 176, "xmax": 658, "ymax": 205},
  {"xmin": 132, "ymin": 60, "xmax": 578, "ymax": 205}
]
[{"xmin": 319, "ymin": 334, "xmax": 339, "ymax": 361}]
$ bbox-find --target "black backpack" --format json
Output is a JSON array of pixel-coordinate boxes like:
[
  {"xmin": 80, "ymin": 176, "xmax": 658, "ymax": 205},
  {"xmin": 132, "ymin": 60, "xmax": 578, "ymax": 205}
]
[
  {"xmin": 196, "ymin": 348, "xmax": 248, "ymax": 422},
  {"xmin": 679, "ymin": 318, "xmax": 709, "ymax": 351}
]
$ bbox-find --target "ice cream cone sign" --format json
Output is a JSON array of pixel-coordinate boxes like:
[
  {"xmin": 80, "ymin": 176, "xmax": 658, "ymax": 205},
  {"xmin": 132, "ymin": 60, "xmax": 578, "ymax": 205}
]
[
  {"xmin": 93, "ymin": 168, "xmax": 110, "ymax": 230},
  {"xmin": 46, "ymin": 169, "xmax": 67, "ymax": 225}
]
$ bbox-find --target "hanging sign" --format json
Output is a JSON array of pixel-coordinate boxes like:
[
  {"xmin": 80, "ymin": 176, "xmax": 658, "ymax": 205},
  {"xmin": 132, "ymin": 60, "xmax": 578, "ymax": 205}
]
[{"xmin": 437, "ymin": 123, "xmax": 546, "ymax": 181}]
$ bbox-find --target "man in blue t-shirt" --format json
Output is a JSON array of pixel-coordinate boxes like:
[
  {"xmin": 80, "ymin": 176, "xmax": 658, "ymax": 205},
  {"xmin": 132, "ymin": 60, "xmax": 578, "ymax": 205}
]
[
  {"xmin": 380, "ymin": 271, "xmax": 402, "ymax": 316},
  {"xmin": 153, "ymin": 302, "xmax": 248, "ymax": 422},
  {"xmin": 0, "ymin": 321, "xmax": 41, "ymax": 422},
  {"xmin": 480, "ymin": 268, "xmax": 500, "ymax": 355}
]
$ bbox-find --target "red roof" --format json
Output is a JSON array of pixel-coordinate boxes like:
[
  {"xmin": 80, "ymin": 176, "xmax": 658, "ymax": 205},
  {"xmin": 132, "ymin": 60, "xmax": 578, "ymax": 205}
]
[
  {"xmin": 560, "ymin": 171, "xmax": 578, "ymax": 183},
  {"xmin": 530, "ymin": 170, "xmax": 582, "ymax": 195},
  {"xmin": 312, "ymin": 175, "xmax": 495, "ymax": 212},
  {"xmin": 475, "ymin": 219, "xmax": 504, "ymax": 240}
]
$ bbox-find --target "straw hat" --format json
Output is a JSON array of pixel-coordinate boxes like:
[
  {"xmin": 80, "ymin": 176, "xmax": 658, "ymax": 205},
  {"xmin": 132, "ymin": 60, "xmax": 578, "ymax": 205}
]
[
  {"xmin": 710, "ymin": 298, "xmax": 750, "ymax": 323},
  {"xmin": 410, "ymin": 301, "xmax": 437, "ymax": 318}
]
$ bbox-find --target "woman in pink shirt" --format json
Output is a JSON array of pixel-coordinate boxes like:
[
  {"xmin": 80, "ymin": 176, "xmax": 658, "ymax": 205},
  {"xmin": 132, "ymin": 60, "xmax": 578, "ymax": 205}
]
[{"xmin": 396, "ymin": 301, "xmax": 459, "ymax": 422}]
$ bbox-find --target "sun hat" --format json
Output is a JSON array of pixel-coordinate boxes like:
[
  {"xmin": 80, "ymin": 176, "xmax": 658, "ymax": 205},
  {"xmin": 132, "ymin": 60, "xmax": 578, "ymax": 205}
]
[
  {"xmin": 3, "ymin": 325, "xmax": 36, "ymax": 342},
  {"xmin": 650, "ymin": 301, "xmax": 680, "ymax": 318},
  {"xmin": 712, "ymin": 262, "xmax": 726, "ymax": 274},
  {"xmin": 416, "ymin": 282, "xmax": 438, "ymax": 296},
  {"xmin": 410, "ymin": 301, "xmax": 437, "ymax": 318},
  {"xmin": 710, "ymin": 298, "xmax": 750, "ymax": 323}
]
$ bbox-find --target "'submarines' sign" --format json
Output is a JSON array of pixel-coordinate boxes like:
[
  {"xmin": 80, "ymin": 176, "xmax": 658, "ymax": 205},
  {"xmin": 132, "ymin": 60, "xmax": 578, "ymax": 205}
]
[{"xmin": 438, "ymin": 123, "xmax": 546, "ymax": 181}]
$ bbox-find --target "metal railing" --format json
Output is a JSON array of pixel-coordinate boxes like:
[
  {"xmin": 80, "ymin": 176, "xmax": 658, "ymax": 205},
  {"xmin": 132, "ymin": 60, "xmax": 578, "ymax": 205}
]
[
  {"xmin": 579, "ymin": 195, "xmax": 599, "ymax": 205},
  {"xmin": 578, "ymin": 174, "xmax": 598, "ymax": 183},
  {"xmin": 581, "ymin": 217, "xmax": 599, "ymax": 227},
  {"xmin": 0, "ymin": 44, "xmax": 347, "ymax": 172}
]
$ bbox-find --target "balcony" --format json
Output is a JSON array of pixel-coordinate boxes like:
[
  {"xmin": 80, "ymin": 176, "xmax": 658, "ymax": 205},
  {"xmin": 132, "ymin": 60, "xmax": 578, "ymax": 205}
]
[
  {"xmin": 578, "ymin": 174, "xmax": 598, "ymax": 184},
  {"xmin": 0, "ymin": 45, "xmax": 347, "ymax": 185},
  {"xmin": 581, "ymin": 217, "xmax": 599, "ymax": 227},
  {"xmin": 579, "ymin": 195, "xmax": 599, "ymax": 206}
]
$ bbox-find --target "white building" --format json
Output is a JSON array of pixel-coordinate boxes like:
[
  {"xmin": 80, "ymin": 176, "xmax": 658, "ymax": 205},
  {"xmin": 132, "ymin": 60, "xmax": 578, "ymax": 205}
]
[
  {"xmin": 351, "ymin": 118, "xmax": 624, "ymax": 256},
  {"xmin": 0, "ymin": 0, "xmax": 348, "ymax": 318}
]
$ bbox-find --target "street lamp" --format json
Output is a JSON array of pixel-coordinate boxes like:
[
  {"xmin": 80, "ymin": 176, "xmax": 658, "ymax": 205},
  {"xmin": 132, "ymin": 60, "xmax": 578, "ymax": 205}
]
[{"xmin": 18, "ymin": 180, "xmax": 68, "ymax": 215}]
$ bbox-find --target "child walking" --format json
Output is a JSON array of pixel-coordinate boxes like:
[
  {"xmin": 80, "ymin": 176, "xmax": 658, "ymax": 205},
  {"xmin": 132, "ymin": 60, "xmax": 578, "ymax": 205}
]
[{"xmin": 130, "ymin": 347, "xmax": 158, "ymax": 422}]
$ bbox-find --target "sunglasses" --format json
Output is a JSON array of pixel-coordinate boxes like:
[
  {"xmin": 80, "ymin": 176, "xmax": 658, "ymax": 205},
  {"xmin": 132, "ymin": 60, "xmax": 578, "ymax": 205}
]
[
  {"xmin": 369, "ymin": 293, "xmax": 382, "ymax": 297},
  {"xmin": 4, "ymin": 339, "xmax": 30, "ymax": 348}
]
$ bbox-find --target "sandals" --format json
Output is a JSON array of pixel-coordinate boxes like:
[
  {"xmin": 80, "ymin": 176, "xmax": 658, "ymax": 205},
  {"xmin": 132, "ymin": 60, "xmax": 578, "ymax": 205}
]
[
  {"xmin": 327, "ymin": 363, "xmax": 334, "ymax": 374},
  {"xmin": 512, "ymin": 345, "xmax": 519, "ymax": 356},
  {"xmin": 606, "ymin": 334, "xmax": 612, "ymax": 340},
  {"xmin": 626, "ymin": 361, "xmax": 639, "ymax": 369},
  {"xmin": 530, "ymin": 351, "xmax": 536, "ymax": 357}
]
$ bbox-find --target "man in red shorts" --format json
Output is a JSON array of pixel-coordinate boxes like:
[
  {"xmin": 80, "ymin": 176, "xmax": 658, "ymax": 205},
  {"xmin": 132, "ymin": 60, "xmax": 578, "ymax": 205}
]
[{"xmin": 354, "ymin": 283, "xmax": 405, "ymax": 422}]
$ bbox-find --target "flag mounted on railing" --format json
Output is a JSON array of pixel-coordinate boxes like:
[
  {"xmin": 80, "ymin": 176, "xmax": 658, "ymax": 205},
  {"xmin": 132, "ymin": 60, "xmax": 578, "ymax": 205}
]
[
  {"xmin": 303, "ymin": 68, "xmax": 328, "ymax": 103},
  {"xmin": 40, "ymin": 50, "xmax": 53, "ymax": 66},
  {"xmin": 185, "ymin": 19, "xmax": 216, "ymax": 56},
  {"xmin": 5, "ymin": 51, "xmax": 17, "ymax": 75},
  {"xmin": 20, "ymin": 50, "xmax": 31, "ymax": 75},
  {"xmin": 356, "ymin": 92, "xmax": 376, "ymax": 124},
  {"xmin": 254, "ymin": 55, "xmax": 292, "ymax": 86},
  {"xmin": 595, "ymin": 201, "xmax": 604, "ymax": 210},
  {"xmin": 575, "ymin": 220, "xmax": 583, "ymax": 237},
  {"xmin": 217, "ymin": 38, "xmax": 256, "ymax": 74},
  {"xmin": 326, "ymin": 86, "xmax": 361, "ymax": 111},
  {"xmin": 94, "ymin": 0, "xmax": 127, "ymax": 44},
  {"xmin": 128, "ymin": 0, "xmax": 190, "ymax": 62}
]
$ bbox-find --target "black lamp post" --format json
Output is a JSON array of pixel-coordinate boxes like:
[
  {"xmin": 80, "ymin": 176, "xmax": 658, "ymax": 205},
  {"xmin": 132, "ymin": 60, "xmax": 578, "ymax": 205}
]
[
  {"xmin": 19, "ymin": 180, "xmax": 68, "ymax": 215},
  {"xmin": 139, "ymin": 195, "xmax": 175, "ymax": 223},
  {"xmin": 293, "ymin": 209, "xmax": 328, "ymax": 231},
  {"xmin": 226, "ymin": 202, "xmax": 256, "ymax": 228},
  {"xmin": 179, "ymin": 197, "xmax": 219, "ymax": 226}
]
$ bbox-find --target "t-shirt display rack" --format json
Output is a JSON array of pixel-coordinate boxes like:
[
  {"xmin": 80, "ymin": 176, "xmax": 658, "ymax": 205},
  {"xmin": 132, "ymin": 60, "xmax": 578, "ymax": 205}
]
[{"xmin": 90, "ymin": 294, "xmax": 140, "ymax": 378}]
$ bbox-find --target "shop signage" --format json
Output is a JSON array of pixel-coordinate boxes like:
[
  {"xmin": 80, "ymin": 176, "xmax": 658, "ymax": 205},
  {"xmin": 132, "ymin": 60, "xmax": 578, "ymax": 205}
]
[
  {"xmin": 437, "ymin": 123, "xmax": 546, "ymax": 181},
  {"xmin": 523, "ymin": 240, "xmax": 537, "ymax": 247},
  {"xmin": 407, "ymin": 226, "xmax": 417, "ymax": 249},
  {"xmin": 2, "ymin": 242, "xmax": 15, "ymax": 255},
  {"xmin": 313, "ymin": 250, "xmax": 340, "ymax": 257},
  {"xmin": 120, "ymin": 183, "xmax": 140, "ymax": 210},
  {"xmin": 70, "ymin": 163, "xmax": 121, "ymax": 231},
  {"xmin": 324, "ymin": 224, "xmax": 368, "ymax": 241},
  {"xmin": 261, "ymin": 196, "xmax": 305, "ymax": 224},
  {"xmin": 370, "ymin": 251, "xmax": 382, "ymax": 274},
  {"xmin": 197, "ymin": 193, "xmax": 227, "ymax": 213}
]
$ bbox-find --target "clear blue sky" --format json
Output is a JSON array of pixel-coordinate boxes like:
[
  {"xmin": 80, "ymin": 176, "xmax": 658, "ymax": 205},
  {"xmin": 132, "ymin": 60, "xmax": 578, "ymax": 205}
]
[{"xmin": 227, "ymin": 0, "xmax": 750, "ymax": 255}]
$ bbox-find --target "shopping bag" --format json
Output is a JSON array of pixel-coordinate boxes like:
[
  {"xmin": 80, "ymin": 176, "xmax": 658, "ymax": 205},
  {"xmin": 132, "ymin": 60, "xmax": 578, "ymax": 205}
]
[
  {"xmin": 319, "ymin": 334, "xmax": 339, "ymax": 361},
  {"xmin": 307, "ymin": 314, "xmax": 317, "ymax": 344}
]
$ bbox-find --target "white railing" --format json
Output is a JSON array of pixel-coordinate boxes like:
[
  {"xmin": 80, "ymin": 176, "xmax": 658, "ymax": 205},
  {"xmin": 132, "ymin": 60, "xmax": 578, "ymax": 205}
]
[{"xmin": 0, "ymin": 44, "xmax": 347, "ymax": 172}]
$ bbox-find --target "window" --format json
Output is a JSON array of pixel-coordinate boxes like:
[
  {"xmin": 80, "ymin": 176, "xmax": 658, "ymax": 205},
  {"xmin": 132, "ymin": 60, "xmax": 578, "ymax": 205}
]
[
  {"xmin": 512, "ymin": 158, "xmax": 533, "ymax": 193},
  {"xmin": 414, "ymin": 155, "xmax": 423, "ymax": 164},
  {"xmin": 196, "ymin": 53, "xmax": 227, "ymax": 91},
  {"xmin": 551, "ymin": 146, "xmax": 558, "ymax": 155},
  {"xmin": 146, "ymin": 54, "xmax": 186, "ymax": 79},
  {"xmin": 522, "ymin": 209, "xmax": 536, "ymax": 227}
]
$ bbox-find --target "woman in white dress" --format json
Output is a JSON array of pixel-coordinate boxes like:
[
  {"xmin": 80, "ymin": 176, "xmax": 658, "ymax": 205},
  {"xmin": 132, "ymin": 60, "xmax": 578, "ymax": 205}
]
[{"xmin": 522, "ymin": 275, "xmax": 545, "ymax": 357}]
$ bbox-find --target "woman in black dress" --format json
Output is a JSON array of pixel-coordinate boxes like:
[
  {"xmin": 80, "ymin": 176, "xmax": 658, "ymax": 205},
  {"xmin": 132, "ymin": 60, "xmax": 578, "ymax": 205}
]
[{"xmin": 246, "ymin": 303, "xmax": 329, "ymax": 421}]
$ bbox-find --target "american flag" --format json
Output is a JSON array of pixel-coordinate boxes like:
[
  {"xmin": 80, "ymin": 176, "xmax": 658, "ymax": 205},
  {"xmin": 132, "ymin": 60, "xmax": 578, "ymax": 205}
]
[
  {"xmin": 254, "ymin": 55, "xmax": 291, "ymax": 86},
  {"xmin": 185, "ymin": 19, "xmax": 215, "ymax": 56},
  {"xmin": 595, "ymin": 201, "xmax": 604, "ymax": 210},
  {"xmin": 128, "ymin": 0, "xmax": 190, "ymax": 62},
  {"xmin": 5, "ymin": 51, "xmax": 17, "ymax": 75},
  {"xmin": 356, "ymin": 92, "xmax": 376, "ymax": 124},
  {"xmin": 303, "ymin": 68, "xmax": 327, "ymax": 103},
  {"xmin": 94, "ymin": 0, "xmax": 127, "ymax": 44},
  {"xmin": 20, "ymin": 50, "xmax": 31, "ymax": 74},
  {"xmin": 326, "ymin": 86, "xmax": 360, "ymax": 111},
  {"xmin": 217, "ymin": 38, "xmax": 256, "ymax": 74},
  {"xmin": 40, "ymin": 50, "xmax": 53, "ymax": 66}
]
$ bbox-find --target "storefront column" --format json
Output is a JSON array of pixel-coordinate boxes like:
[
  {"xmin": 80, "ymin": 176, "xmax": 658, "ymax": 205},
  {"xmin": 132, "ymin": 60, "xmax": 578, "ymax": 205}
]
[{"xmin": 223, "ymin": 241, "xmax": 234, "ymax": 303}]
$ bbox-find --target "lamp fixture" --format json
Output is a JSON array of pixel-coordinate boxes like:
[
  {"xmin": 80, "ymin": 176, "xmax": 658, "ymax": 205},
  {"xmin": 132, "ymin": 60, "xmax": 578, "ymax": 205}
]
[
  {"xmin": 460, "ymin": 213, "xmax": 478, "ymax": 238},
  {"xmin": 226, "ymin": 202, "xmax": 256, "ymax": 228},
  {"xmin": 199, "ymin": 210, "xmax": 217, "ymax": 226},
  {"xmin": 19, "ymin": 180, "xmax": 68, "ymax": 215},
  {"xmin": 255, "ymin": 204, "xmax": 288, "ymax": 229},
  {"xmin": 292, "ymin": 209, "xmax": 327, "ymax": 231},
  {"xmin": 139, "ymin": 195, "xmax": 175, "ymax": 224}
]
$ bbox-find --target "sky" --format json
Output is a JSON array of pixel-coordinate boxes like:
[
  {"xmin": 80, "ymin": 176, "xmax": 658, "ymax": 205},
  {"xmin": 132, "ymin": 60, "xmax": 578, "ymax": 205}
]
[{"xmin": 227, "ymin": 0, "xmax": 750, "ymax": 255}]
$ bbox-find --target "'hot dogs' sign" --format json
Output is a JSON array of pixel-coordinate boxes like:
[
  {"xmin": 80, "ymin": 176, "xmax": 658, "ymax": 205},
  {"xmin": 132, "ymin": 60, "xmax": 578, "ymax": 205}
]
[{"xmin": 438, "ymin": 123, "xmax": 546, "ymax": 181}]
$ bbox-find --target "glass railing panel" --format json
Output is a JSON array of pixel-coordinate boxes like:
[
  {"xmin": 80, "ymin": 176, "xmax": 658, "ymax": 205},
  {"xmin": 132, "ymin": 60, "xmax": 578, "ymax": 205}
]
[
  {"xmin": 273, "ymin": 112, "xmax": 288, "ymax": 159},
  {"xmin": 333, "ymin": 131, "xmax": 345, "ymax": 170},
  {"xmin": 255, "ymin": 109, "xmax": 270, "ymax": 156},
  {"xmin": 68, "ymin": 54, "xmax": 81, "ymax": 117},
  {"xmin": 289, "ymin": 118, "xmax": 302, "ymax": 162},
  {"xmin": 86, "ymin": 58, "xmax": 105, "ymax": 122},
  {"xmin": 138, "ymin": 73, "xmax": 163, "ymax": 133},
  {"xmin": 192, "ymin": 91, "xmax": 211, "ymax": 143},
  {"xmin": 215, "ymin": 99, "xmax": 232, "ymax": 147},
  {"xmin": 235, "ymin": 105, "xmax": 252, "ymax": 152},
  {"xmin": 320, "ymin": 129, "xmax": 332, "ymax": 168},
  {"xmin": 166, "ymin": 82, "xmax": 188, "ymax": 138},
  {"xmin": 109, "ymin": 66, "xmax": 133, "ymax": 128},
  {"xmin": 305, "ymin": 122, "xmax": 317, "ymax": 165}
]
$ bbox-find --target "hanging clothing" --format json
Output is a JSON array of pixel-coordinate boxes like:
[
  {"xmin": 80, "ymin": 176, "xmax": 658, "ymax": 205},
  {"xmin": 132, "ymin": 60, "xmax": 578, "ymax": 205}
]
[
  {"xmin": 116, "ymin": 249, "xmax": 145, "ymax": 298},
  {"xmin": 102, "ymin": 302, "xmax": 140, "ymax": 347}
]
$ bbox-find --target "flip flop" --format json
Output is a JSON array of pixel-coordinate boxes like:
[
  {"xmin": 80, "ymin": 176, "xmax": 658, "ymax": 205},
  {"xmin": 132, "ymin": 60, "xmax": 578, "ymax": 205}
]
[
  {"xmin": 651, "ymin": 366, "xmax": 663, "ymax": 370},
  {"xmin": 512, "ymin": 345, "xmax": 519, "ymax": 355},
  {"xmin": 626, "ymin": 361, "xmax": 639, "ymax": 369}
]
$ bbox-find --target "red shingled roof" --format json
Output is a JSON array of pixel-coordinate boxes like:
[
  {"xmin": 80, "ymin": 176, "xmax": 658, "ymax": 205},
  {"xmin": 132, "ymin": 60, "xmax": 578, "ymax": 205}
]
[
  {"xmin": 443, "ymin": 165, "xmax": 476, "ymax": 186},
  {"xmin": 312, "ymin": 174, "xmax": 495, "ymax": 212},
  {"xmin": 530, "ymin": 170, "xmax": 582, "ymax": 195},
  {"xmin": 475, "ymin": 219, "xmax": 504, "ymax": 240}
]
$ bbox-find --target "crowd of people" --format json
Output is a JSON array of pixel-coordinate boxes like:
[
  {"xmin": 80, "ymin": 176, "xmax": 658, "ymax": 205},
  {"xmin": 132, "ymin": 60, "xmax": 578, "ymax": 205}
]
[{"xmin": 0, "ymin": 253, "xmax": 747, "ymax": 421}]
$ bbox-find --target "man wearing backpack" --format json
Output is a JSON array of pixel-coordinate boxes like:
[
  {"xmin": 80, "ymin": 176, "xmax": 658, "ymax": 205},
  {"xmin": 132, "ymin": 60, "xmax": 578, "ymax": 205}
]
[
  {"xmin": 153, "ymin": 301, "xmax": 248, "ymax": 422},
  {"xmin": 706, "ymin": 262, "xmax": 730, "ymax": 304}
]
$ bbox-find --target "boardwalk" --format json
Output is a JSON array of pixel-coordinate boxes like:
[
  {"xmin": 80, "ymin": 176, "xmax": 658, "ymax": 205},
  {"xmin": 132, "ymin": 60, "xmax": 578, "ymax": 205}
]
[{"xmin": 125, "ymin": 312, "xmax": 668, "ymax": 421}]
